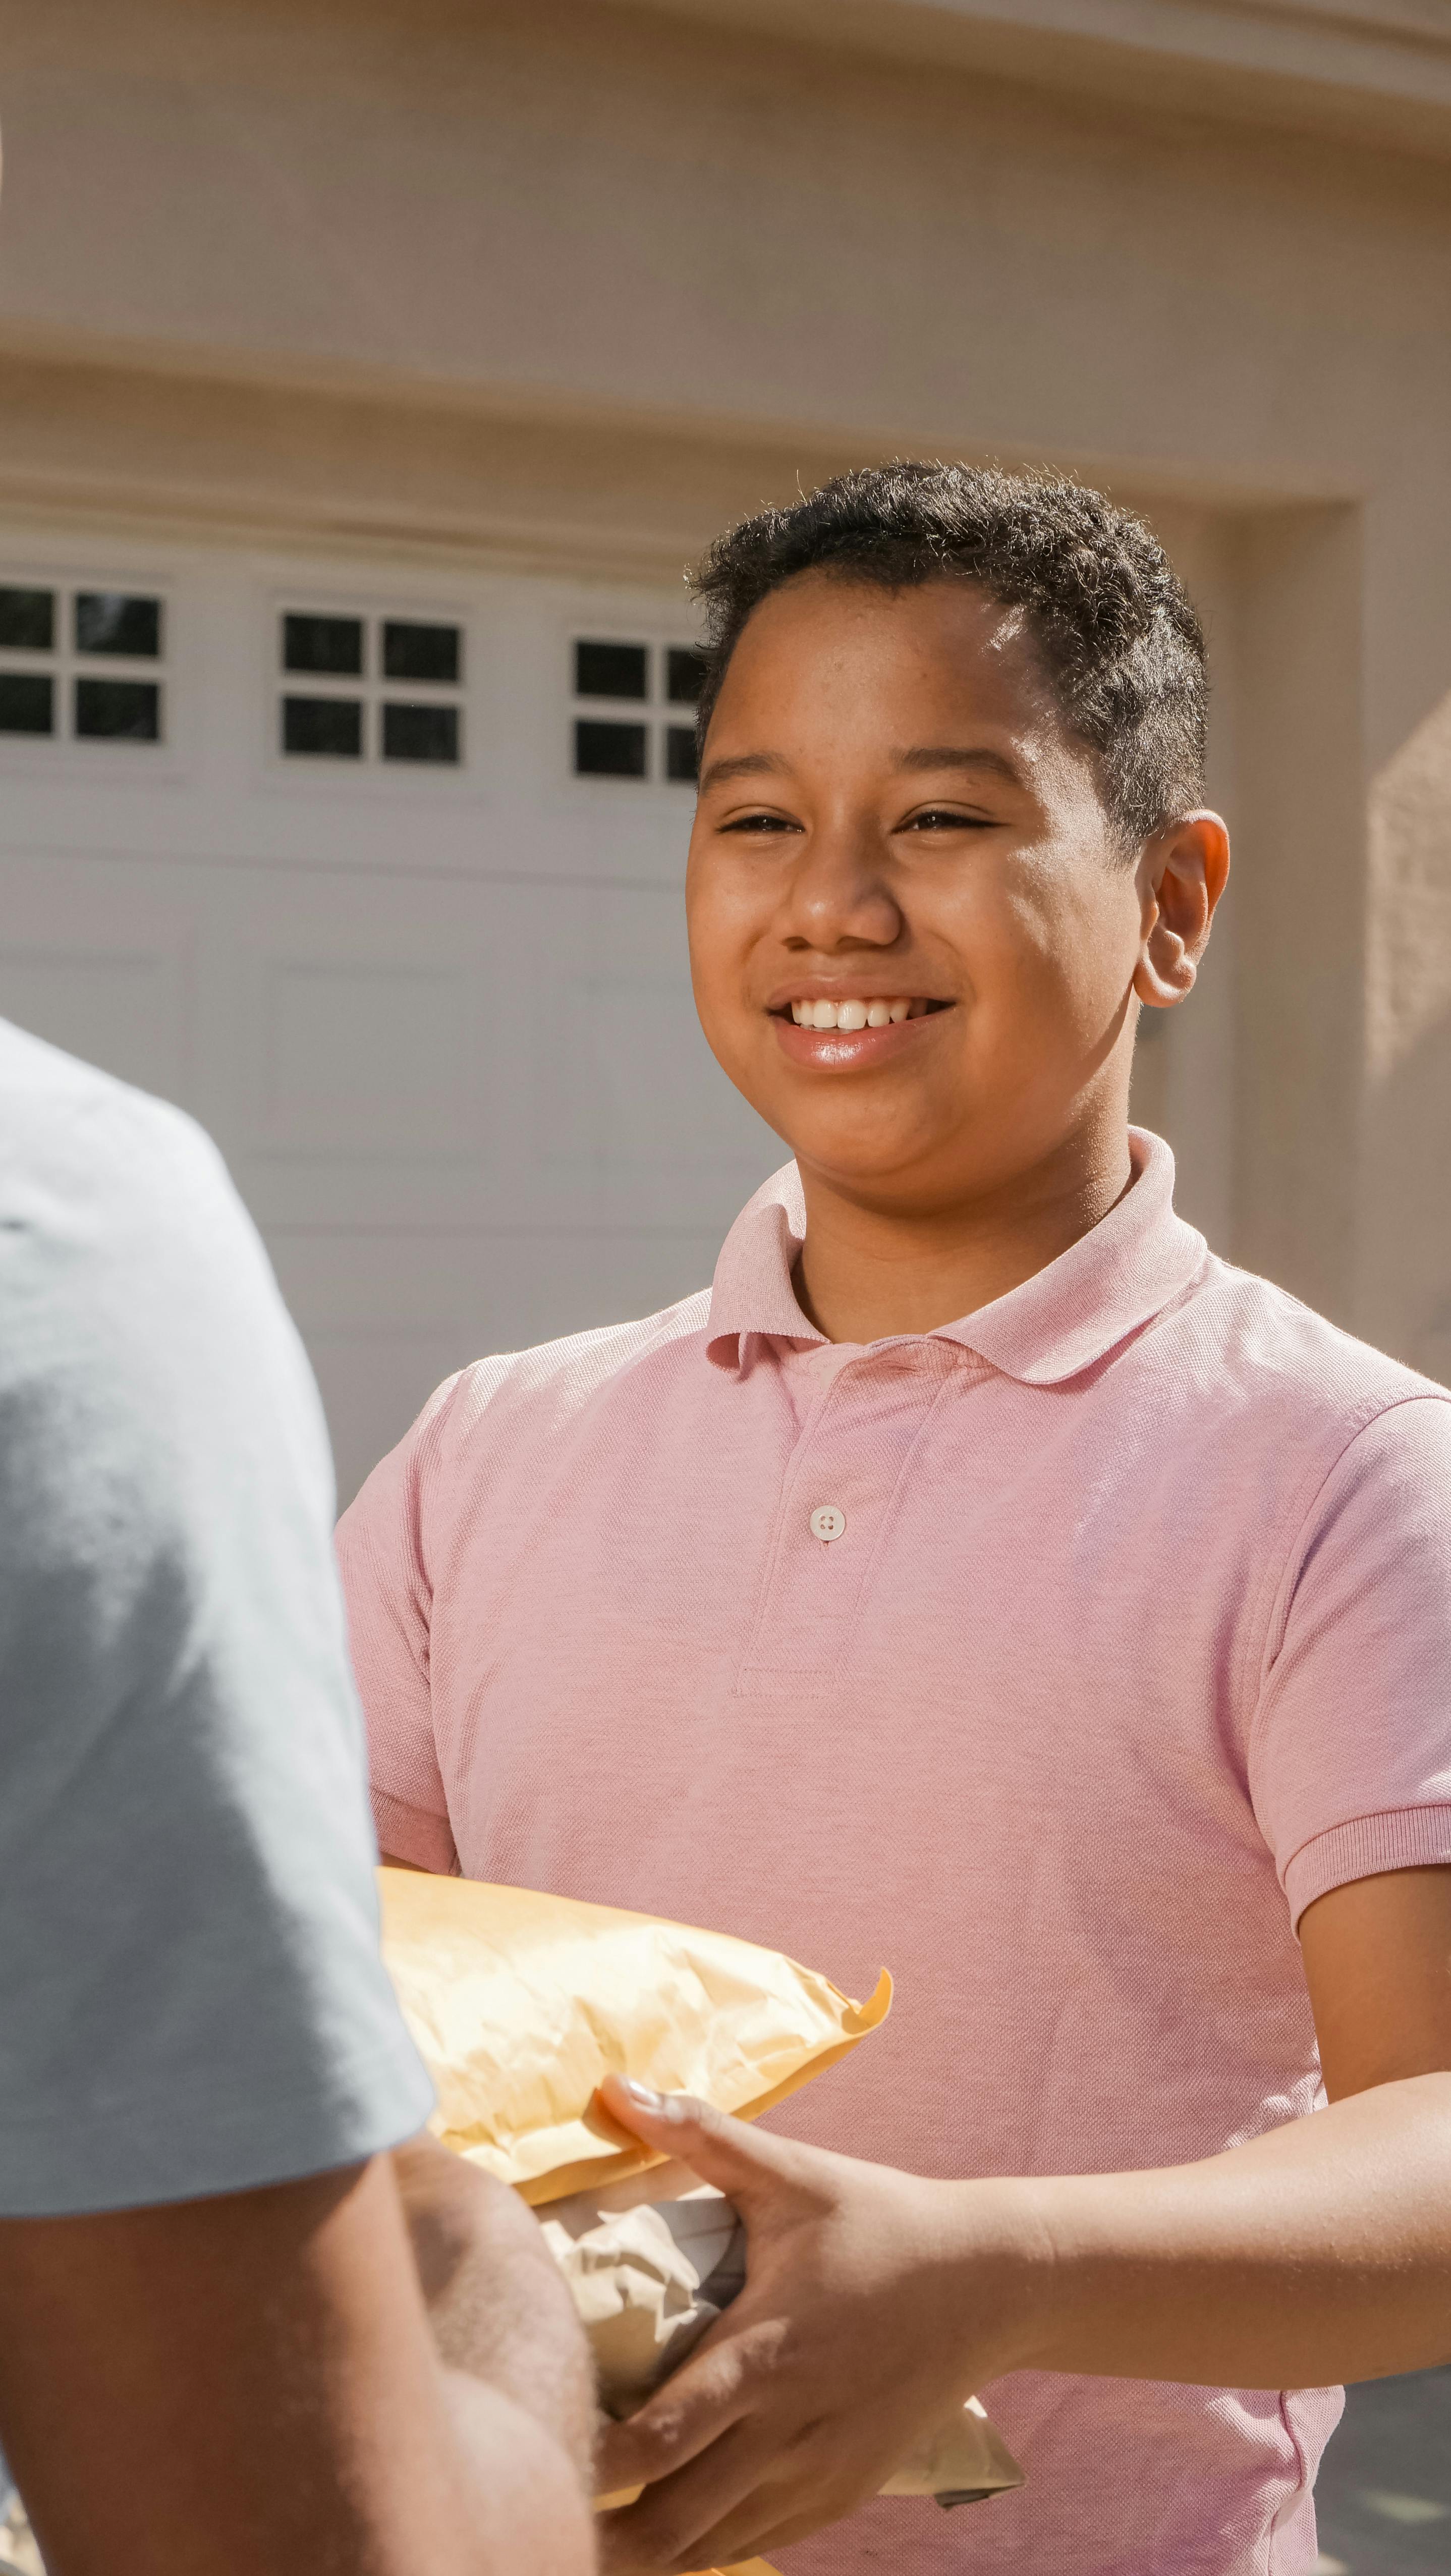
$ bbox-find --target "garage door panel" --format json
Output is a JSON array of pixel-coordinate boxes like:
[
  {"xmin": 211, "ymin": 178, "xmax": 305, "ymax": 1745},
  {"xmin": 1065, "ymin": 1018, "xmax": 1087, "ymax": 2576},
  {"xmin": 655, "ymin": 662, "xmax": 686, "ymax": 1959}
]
[
  {"xmin": 191, "ymin": 862, "xmax": 510, "ymax": 1224},
  {"xmin": 0, "ymin": 848, "xmax": 778, "ymax": 1240},
  {"xmin": 228, "ymin": 873, "xmax": 777, "ymax": 1235},
  {"xmin": 0, "ymin": 945, "xmax": 190, "ymax": 1106},
  {"xmin": 0, "ymin": 851, "xmax": 198, "ymax": 1108},
  {"xmin": 280, "ymin": 1223, "xmax": 724, "ymax": 1503},
  {"xmin": 271, "ymin": 1221, "xmax": 721, "ymax": 1336},
  {"xmin": 510, "ymin": 878, "xmax": 779, "ymax": 1230},
  {"xmin": 261, "ymin": 961, "xmax": 477, "ymax": 1155},
  {"xmin": 534, "ymin": 970, "xmax": 771, "ymax": 1176}
]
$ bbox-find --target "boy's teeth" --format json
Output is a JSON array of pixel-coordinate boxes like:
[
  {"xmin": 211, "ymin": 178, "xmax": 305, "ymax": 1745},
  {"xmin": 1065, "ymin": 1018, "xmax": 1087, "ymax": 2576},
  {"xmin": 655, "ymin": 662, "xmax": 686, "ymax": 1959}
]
[{"xmin": 791, "ymin": 997, "xmax": 917, "ymax": 1029}]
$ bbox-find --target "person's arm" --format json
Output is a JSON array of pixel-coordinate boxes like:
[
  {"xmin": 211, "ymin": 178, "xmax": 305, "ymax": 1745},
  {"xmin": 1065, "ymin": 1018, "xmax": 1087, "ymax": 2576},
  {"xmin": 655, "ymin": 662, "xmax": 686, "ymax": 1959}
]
[
  {"xmin": 0, "ymin": 2141, "xmax": 596, "ymax": 2576},
  {"xmin": 591, "ymin": 1864, "xmax": 1451, "ymax": 2575},
  {"xmin": 0, "ymin": 1084, "xmax": 593, "ymax": 2570},
  {"xmin": 392, "ymin": 2130, "xmax": 596, "ymax": 2476}
]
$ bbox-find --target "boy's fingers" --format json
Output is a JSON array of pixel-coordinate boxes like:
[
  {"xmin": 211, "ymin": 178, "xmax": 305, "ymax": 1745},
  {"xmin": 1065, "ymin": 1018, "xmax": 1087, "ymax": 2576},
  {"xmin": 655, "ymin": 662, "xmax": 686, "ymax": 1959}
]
[
  {"xmin": 596, "ymin": 2414, "xmax": 795, "ymax": 2576},
  {"xmin": 595, "ymin": 2075, "xmax": 802, "ymax": 2208},
  {"xmin": 594, "ymin": 2323, "xmax": 756, "ymax": 2493}
]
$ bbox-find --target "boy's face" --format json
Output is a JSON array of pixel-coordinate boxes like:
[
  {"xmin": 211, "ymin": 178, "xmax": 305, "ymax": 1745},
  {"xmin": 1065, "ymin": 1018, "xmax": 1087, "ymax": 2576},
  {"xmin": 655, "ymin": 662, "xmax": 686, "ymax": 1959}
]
[{"xmin": 686, "ymin": 571, "xmax": 1182, "ymax": 1216}]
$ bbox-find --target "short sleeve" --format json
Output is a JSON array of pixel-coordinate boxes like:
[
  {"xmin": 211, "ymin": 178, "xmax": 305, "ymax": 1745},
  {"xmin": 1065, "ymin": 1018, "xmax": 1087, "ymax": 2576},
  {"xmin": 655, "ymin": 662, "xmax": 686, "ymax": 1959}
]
[
  {"xmin": 1250, "ymin": 1396, "xmax": 1451, "ymax": 1929},
  {"xmin": 337, "ymin": 1381, "xmax": 461, "ymax": 1876},
  {"xmin": 0, "ymin": 1047, "xmax": 433, "ymax": 2215}
]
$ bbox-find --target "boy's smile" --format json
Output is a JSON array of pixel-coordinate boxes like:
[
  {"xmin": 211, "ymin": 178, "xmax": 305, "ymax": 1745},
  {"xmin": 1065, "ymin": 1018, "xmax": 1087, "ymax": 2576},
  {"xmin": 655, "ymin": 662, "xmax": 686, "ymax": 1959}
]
[{"xmin": 772, "ymin": 989, "xmax": 947, "ymax": 1067}]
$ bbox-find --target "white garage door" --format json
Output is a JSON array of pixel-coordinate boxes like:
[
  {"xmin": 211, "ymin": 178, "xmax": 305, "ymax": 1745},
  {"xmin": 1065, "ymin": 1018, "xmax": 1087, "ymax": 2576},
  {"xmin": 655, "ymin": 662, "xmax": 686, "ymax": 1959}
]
[{"xmin": 0, "ymin": 528, "xmax": 779, "ymax": 1501}]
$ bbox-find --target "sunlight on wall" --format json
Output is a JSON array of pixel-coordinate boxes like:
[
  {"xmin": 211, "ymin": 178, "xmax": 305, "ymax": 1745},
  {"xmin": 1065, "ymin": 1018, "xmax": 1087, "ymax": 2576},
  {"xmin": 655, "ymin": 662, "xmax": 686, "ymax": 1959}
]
[{"xmin": 1368, "ymin": 688, "xmax": 1451, "ymax": 1084}]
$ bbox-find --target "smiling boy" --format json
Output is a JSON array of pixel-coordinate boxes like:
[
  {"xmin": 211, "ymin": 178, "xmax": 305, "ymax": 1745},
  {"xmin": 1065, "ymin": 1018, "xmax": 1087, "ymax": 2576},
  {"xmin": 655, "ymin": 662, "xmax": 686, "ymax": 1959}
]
[{"xmin": 339, "ymin": 465, "xmax": 1451, "ymax": 2576}]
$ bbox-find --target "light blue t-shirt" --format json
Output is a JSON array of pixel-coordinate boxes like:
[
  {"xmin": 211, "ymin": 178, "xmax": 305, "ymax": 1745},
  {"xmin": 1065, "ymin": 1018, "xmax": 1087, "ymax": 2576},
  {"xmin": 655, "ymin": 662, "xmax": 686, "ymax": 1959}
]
[{"xmin": 0, "ymin": 1021, "xmax": 432, "ymax": 2215}]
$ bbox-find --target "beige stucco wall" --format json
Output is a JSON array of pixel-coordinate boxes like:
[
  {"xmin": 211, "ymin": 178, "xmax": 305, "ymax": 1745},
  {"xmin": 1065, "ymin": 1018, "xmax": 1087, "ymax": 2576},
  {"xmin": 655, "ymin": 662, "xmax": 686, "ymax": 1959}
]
[{"xmin": 0, "ymin": 0, "xmax": 1448, "ymax": 1363}]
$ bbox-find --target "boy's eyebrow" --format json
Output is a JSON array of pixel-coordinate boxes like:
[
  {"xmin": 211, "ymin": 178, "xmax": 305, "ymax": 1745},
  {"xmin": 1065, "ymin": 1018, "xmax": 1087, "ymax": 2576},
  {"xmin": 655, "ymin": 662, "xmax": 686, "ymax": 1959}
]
[
  {"xmin": 700, "ymin": 746, "xmax": 1026, "ymax": 792},
  {"xmin": 698, "ymin": 750, "xmax": 791, "ymax": 791},
  {"xmin": 894, "ymin": 745, "xmax": 1025, "ymax": 786}
]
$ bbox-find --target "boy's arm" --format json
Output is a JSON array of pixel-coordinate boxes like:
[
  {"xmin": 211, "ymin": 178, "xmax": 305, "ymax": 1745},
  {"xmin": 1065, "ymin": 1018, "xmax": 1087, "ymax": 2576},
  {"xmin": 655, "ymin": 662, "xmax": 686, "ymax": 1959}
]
[
  {"xmin": 336, "ymin": 1384, "xmax": 463, "ymax": 1878},
  {"xmin": 0, "ymin": 2143, "xmax": 596, "ymax": 2576},
  {"xmin": 591, "ymin": 1863, "xmax": 1451, "ymax": 2576}
]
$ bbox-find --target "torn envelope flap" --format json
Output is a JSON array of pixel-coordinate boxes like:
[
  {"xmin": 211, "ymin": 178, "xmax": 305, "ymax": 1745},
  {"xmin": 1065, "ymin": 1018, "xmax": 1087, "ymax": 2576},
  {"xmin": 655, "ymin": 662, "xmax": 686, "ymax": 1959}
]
[{"xmin": 881, "ymin": 2393, "xmax": 1023, "ymax": 2505}]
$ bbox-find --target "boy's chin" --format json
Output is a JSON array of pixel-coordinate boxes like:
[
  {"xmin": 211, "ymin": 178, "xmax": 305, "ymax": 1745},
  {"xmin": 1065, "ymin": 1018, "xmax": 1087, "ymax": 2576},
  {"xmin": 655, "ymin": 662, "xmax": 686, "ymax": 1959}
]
[
  {"xmin": 782, "ymin": 1116, "xmax": 970, "ymax": 1200},
  {"xmin": 723, "ymin": 1056, "xmax": 984, "ymax": 1194}
]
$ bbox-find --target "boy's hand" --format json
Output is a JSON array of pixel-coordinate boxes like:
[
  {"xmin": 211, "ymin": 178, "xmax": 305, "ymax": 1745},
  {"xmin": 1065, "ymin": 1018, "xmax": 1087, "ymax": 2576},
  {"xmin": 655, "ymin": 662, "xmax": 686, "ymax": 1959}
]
[{"xmin": 592, "ymin": 2077, "xmax": 1027, "ymax": 2574}]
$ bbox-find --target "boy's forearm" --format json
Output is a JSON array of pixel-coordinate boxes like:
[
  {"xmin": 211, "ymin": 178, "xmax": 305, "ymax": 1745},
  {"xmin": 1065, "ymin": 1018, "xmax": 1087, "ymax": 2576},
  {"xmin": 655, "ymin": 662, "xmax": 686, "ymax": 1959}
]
[{"xmin": 976, "ymin": 2071, "xmax": 1451, "ymax": 2390}]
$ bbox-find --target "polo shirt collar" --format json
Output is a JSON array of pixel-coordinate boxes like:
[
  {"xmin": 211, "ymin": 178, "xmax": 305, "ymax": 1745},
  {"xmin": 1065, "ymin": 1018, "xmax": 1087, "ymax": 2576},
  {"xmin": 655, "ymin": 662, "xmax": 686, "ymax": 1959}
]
[{"xmin": 705, "ymin": 1129, "xmax": 1208, "ymax": 1385}]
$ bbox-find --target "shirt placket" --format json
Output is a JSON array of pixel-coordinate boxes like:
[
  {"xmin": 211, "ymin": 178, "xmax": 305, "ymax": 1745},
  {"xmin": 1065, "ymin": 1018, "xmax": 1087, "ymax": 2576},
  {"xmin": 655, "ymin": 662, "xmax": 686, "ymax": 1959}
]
[{"xmin": 735, "ymin": 1339, "xmax": 963, "ymax": 1695}]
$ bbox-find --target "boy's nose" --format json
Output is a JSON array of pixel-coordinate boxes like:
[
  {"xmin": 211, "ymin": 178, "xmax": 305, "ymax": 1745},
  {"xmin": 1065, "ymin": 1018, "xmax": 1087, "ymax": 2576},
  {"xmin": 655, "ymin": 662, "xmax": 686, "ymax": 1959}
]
[{"xmin": 781, "ymin": 820, "xmax": 904, "ymax": 950}]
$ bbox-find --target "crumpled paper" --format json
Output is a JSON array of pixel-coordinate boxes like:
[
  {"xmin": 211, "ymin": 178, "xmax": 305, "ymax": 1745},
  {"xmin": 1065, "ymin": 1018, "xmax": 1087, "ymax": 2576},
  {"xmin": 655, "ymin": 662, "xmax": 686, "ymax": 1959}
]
[
  {"xmin": 0, "ymin": 2489, "xmax": 41, "ymax": 2576},
  {"xmin": 542, "ymin": 2168, "xmax": 746, "ymax": 2400},
  {"xmin": 548, "ymin": 2164, "xmax": 1023, "ymax": 2512},
  {"xmin": 379, "ymin": 1870, "xmax": 891, "ymax": 2205}
]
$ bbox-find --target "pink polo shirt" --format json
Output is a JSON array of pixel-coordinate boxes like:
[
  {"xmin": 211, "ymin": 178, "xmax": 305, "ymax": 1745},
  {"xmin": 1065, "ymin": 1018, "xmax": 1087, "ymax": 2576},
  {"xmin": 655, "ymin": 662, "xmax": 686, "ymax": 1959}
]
[{"xmin": 339, "ymin": 1132, "xmax": 1451, "ymax": 2576}]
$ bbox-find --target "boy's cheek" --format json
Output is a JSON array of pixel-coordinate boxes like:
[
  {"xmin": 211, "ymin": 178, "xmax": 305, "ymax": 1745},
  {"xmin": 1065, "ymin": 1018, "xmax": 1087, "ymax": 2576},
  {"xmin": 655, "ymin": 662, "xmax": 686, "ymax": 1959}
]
[
  {"xmin": 690, "ymin": 972, "xmax": 779, "ymax": 1126},
  {"xmin": 688, "ymin": 923, "xmax": 769, "ymax": 1064},
  {"xmin": 687, "ymin": 885, "xmax": 758, "ymax": 1019}
]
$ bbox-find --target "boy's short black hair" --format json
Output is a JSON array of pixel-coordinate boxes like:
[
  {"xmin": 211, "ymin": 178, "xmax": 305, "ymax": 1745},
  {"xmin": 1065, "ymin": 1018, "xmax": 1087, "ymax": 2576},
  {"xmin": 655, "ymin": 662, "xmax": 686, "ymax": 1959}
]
[{"xmin": 692, "ymin": 462, "xmax": 1207, "ymax": 849}]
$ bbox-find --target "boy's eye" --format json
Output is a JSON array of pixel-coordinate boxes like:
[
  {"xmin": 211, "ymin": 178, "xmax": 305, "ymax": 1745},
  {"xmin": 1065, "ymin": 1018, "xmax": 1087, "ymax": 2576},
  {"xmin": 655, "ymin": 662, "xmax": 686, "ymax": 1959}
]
[
  {"xmin": 718, "ymin": 810, "xmax": 802, "ymax": 835},
  {"xmin": 900, "ymin": 807, "xmax": 993, "ymax": 832}
]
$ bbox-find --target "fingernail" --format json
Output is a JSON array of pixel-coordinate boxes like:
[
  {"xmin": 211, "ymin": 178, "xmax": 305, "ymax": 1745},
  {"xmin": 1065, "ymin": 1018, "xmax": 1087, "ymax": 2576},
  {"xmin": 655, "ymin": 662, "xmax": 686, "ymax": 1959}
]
[{"xmin": 619, "ymin": 2077, "xmax": 665, "ymax": 2110}]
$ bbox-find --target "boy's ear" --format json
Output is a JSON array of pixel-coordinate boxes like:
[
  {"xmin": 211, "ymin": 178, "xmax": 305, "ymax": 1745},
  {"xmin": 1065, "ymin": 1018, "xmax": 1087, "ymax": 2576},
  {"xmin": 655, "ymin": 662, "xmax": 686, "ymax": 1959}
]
[{"xmin": 1134, "ymin": 812, "xmax": 1230, "ymax": 1011}]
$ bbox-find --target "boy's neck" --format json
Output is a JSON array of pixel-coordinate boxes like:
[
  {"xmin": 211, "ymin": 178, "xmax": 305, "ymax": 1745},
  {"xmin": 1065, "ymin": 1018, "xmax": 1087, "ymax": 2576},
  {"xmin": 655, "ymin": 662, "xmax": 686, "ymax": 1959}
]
[{"xmin": 791, "ymin": 1130, "xmax": 1137, "ymax": 1344}]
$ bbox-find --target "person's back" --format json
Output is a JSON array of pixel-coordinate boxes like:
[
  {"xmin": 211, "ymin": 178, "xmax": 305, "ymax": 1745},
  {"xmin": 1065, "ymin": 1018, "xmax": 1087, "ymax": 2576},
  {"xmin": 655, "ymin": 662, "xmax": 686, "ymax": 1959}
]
[{"xmin": 0, "ymin": 1021, "xmax": 594, "ymax": 2575}]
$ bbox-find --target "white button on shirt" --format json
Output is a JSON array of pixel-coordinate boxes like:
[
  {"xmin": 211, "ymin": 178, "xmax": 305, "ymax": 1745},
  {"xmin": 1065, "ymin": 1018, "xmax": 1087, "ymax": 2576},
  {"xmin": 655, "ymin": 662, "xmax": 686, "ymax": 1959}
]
[{"xmin": 809, "ymin": 1504, "xmax": 846, "ymax": 1542}]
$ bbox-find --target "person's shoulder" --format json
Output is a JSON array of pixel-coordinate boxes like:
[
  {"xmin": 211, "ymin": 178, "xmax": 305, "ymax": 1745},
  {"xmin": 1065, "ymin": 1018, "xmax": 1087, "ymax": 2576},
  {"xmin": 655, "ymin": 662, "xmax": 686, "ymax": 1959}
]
[
  {"xmin": 1183, "ymin": 1249, "xmax": 1450, "ymax": 1444},
  {"xmin": 0, "ymin": 1021, "xmax": 302, "ymax": 1445},
  {"xmin": 414, "ymin": 1289, "xmax": 714, "ymax": 1465},
  {"xmin": 455, "ymin": 1290, "xmax": 713, "ymax": 1424},
  {"xmin": 0, "ymin": 1018, "xmax": 239, "ymax": 1245}
]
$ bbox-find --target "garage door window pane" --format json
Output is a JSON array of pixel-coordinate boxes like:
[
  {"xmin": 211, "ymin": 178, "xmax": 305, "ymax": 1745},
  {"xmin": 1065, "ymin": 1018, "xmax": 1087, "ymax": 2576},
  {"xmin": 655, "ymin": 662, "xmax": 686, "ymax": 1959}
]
[
  {"xmin": 0, "ymin": 588, "xmax": 54, "ymax": 651},
  {"xmin": 283, "ymin": 695, "xmax": 364, "ymax": 757},
  {"xmin": 75, "ymin": 679, "xmax": 161, "ymax": 741},
  {"xmin": 284, "ymin": 614, "xmax": 365, "ymax": 677},
  {"xmin": 575, "ymin": 719, "xmax": 648, "ymax": 778},
  {"xmin": 75, "ymin": 593, "xmax": 162, "ymax": 659},
  {"xmin": 665, "ymin": 724, "xmax": 699, "ymax": 783},
  {"xmin": 666, "ymin": 647, "xmax": 708, "ymax": 706},
  {"xmin": 575, "ymin": 640, "xmax": 648, "ymax": 700},
  {"xmin": 381, "ymin": 702, "xmax": 460, "ymax": 763},
  {"xmin": 0, "ymin": 673, "xmax": 54, "ymax": 734},
  {"xmin": 383, "ymin": 621, "xmax": 460, "ymax": 684}
]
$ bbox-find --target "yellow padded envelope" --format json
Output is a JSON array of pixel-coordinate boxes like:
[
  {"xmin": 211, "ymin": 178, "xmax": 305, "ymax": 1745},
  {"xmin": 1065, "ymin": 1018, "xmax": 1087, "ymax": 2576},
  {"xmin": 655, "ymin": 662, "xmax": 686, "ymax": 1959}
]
[
  {"xmin": 379, "ymin": 1876, "xmax": 1014, "ymax": 2560},
  {"xmin": 379, "ymin": 1869, "xmax": 891, "ymax": 2206}
]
